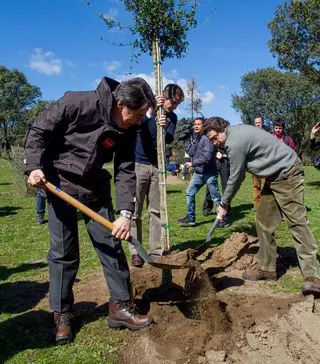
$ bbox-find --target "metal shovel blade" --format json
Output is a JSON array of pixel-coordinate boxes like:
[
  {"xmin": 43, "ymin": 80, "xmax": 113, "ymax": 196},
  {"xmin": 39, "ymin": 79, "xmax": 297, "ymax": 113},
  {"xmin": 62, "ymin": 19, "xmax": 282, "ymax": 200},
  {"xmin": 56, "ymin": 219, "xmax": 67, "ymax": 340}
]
[
  {"xmin": 191, "ymin": 218, "xmax": 220, "ymax": 258},
  {"xmin": 127, "ymin": 236, "xmax": 184, "ymax": 270}
]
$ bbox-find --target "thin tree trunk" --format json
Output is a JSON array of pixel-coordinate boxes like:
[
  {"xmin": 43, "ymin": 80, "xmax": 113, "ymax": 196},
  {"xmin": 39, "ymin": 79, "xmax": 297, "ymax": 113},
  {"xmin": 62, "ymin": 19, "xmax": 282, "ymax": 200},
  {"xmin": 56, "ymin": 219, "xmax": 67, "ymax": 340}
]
[{"xmin": 152, "ymin": 39, "xmax": 170, "ymax": 252}]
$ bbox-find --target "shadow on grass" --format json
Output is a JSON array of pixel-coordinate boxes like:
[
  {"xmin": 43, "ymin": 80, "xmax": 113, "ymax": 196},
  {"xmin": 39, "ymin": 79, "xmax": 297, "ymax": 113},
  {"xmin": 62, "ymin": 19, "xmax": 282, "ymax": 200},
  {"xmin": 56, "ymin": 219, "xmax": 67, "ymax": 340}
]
[
  {"xmin": 228, "ymin": 203, "xmax": 253, "ymax": 224},
  {"xmin": 0, "ymin": 301, "xmax": 109, "ymax": 363},
  {"xmin": 0, "ymin": 262, "xmax": 47, "ymax": 281},
  {"xmin": 0, "ymin": 182, "xmax": 12, "ymax": 186},
  {"xmin": 306, "ymin": 181, "xmax": 320, "ymax": 188},
  {"xmin": 0, "ymin": 281, "xmax": 49, "ymax": 314},
  {"xmin": 0, "ymin": 206, "xmax": 22, "ymax": 217},
  {"xmin": 167, "ymin": 189, "xmax": 182, "ymax": 195}
]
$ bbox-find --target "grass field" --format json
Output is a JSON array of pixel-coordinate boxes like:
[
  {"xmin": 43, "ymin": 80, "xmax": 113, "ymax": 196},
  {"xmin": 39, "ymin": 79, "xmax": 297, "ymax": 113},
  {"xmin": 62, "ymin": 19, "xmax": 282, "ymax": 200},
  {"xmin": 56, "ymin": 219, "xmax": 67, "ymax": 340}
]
[{"xmin": 1, "ymin": 158, "xmax": 320, "ymax": 363}]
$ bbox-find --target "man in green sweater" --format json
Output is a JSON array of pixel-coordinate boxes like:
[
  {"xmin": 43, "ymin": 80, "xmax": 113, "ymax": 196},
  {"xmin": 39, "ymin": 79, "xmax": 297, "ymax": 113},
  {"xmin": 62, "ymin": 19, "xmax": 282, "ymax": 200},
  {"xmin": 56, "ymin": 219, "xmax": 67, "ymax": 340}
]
[{"xmin": 203, "ymin": 117, "xmax": 320, "ymax": 296}]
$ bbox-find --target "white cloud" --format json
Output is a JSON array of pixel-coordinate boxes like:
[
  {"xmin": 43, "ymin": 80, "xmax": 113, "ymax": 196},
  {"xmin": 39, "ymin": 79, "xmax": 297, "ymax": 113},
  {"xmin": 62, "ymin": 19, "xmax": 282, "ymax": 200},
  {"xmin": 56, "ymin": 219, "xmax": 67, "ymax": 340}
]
[
  {"xmin": 104, "ymin": 60, "xmax": 122, "ymax": 74},
  {"xmin": 103, "ymin": 8, "xmax": 119, "ymax": 20},
  {"xmin": 93, "ymin": 79, "xmax": 101, "ymax": 88},
  {"xmin": 29, "ymin": 48, "xmax": 62, "ymax": 76},
  {"xmin": 202, "ymin": 91, "xmax": 215, "ymax": 104}
]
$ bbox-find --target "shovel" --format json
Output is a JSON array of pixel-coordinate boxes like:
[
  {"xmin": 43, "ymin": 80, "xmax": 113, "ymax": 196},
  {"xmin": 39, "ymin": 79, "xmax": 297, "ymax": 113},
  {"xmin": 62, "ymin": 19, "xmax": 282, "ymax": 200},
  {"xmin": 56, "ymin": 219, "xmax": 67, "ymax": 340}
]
[
  {"xmin": 45, "ymin": 181, "xmax": 182, "ymax": 270},
  {"xmin": 191, "ymin": 218, "xmax": 220, "ymax": 259}
]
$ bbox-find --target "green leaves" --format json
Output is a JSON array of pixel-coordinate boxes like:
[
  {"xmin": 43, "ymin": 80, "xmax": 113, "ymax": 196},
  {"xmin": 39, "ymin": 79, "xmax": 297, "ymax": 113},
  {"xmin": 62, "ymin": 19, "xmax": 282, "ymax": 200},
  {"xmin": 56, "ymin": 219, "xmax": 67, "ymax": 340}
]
[{"xmin": 268, "ymin": 0, "xmax": 320, "ymax": 83}]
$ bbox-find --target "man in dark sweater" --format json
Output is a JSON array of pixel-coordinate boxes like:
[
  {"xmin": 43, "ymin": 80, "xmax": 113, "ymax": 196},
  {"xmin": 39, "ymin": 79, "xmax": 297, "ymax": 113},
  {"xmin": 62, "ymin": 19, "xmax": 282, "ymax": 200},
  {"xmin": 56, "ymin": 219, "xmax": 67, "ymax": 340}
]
[
  {"xmin": 204, "ymin": 117, "xmax": 320, "ymax": 296},
  {"xmin": 130, "ymin": 84, "xmax": 184, "ymax": 267}
]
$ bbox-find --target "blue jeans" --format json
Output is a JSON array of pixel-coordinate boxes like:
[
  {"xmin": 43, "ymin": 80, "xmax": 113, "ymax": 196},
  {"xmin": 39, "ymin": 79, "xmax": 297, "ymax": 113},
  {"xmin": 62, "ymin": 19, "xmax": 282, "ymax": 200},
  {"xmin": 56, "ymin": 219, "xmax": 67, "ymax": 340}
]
[
  {"xmin": 36, "ymin": 189, "xmax": 46, "ymax": 214},
  {"xmin": 186, "ymin": 173, "xmax": 220, "ymax": 221}
]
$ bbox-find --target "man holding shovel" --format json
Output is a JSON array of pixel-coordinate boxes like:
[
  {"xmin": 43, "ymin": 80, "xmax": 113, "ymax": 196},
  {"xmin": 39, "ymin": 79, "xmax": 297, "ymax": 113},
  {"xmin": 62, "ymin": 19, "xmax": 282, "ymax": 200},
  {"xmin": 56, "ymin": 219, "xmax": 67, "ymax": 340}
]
[
  {"xmin": 203, "ymin": 117, "xmax": 320, "ymax": 296},
  {"xmin": 24, "ymin": 77, "xmax": 156, "ymax": 345}
]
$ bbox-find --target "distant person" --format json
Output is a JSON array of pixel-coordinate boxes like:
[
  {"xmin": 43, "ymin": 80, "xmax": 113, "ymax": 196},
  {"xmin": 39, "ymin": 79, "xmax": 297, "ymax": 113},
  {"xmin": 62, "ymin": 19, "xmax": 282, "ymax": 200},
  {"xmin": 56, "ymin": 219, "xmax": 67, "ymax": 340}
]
[
  {"xmin": 36, "ymin": 188, "xmax": 47, "ymax": 224},
  {"xmin": 204, "ymin": 117, "xmax": 320, "ymax": 296},
  {"xmin": 181, "ymin": 152, "xmax": 191, "ymax": 180},
  {"xmin": 272, "ymin": 117, "xmax": 295, "ymax": 149},
  {"xmin": 203, "ymin": 148, "xmax": 230, "ymax": 216},
  {"xmin": 252, "ymin": 116, "xmax": 267, "ymax": 210},
  {"xmin": 310, "ymin": 122, "xmax": 320, "ymax": 150},
  {"xmin": 178, "ymin": 117, "xmax": 227, "ymax": 227}
]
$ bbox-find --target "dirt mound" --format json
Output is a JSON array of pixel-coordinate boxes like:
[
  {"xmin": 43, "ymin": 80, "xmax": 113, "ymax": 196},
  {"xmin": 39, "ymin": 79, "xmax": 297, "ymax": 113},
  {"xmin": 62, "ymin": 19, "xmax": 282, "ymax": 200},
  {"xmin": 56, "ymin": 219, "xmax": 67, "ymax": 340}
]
[{"xmin": 117, "ymin": 233, "xmax": 320, "ymax": 364}]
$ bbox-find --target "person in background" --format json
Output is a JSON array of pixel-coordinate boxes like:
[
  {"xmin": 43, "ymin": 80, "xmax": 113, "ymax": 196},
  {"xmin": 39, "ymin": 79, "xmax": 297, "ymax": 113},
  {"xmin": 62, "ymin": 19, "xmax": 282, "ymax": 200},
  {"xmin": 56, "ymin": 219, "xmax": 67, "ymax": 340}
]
[
  {"xmin": 36, "ymin": 188, "xmax": 47, "ymax": 224},
  {"xmin": 204, "ymin": 117, "xmax": 320, "ymax": 296},
  {"xmin": 203, "ymin": 147, "xmax": 230, "ymax": 216},
  {"xmin": 272, "ymin": 117, "xmax": 295, "ymax": 149},
  {"xmin": 310, "ymin": 122, "xmax": 320, "ymax": 150},
  {"xmin": 252, "ymin": 116, "xmax": 267, "ymax": 210},
  {"xmin": 181, "ymin": 152, "xmax": 191, "ymax": 180},
  {"xmin": 130, "ymin": 84, "xmax": 184, "ymax": 267},
  {"xmin": 178, "ymin": 117, "xmax": 227, "ymax": 227}
]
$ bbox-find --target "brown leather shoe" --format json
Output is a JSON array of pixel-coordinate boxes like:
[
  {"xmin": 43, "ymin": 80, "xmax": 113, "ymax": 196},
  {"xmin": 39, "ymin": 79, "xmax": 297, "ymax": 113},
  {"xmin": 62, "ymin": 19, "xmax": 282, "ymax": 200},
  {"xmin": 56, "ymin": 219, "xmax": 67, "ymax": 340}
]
[
  {"xmin": 108, "ymin": 300, "xmax": 152, "ymax": 330},
  {"xmin": 243, "ymin": 268, "xmax": 277, "ymax": 281},
  {"xmin": 54, "ymin": 311, "xmax": 73, "ymax": 345},
  {"xmin": 131, "ymin": 254, "xmax": 144, "ymax": 267},
  {"xmin": 302, "ymin": 277, "xmax": 320, "ymax": 296}
]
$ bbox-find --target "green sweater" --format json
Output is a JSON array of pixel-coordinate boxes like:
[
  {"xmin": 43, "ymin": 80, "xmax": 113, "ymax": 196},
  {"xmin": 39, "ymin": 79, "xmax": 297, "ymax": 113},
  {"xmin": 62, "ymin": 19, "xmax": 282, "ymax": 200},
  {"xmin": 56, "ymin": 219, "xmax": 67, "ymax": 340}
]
[{"xmin": 222, "ymin": 124, "xmax": 297, "ymax": 205}]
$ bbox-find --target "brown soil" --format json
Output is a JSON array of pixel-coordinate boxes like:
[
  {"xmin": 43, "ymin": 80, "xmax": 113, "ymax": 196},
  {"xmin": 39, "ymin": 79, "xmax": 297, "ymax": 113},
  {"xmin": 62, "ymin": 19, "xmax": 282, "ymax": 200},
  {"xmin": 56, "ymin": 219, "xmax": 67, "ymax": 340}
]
[{"xmin": 116, "ymin": 232, "xmax": 320, "ymax": 364}]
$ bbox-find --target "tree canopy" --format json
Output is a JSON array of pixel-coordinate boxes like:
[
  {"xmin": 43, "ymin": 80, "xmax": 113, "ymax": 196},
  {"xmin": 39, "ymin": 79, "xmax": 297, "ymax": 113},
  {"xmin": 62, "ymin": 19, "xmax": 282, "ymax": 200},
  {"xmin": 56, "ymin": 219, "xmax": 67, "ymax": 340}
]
[
  {"xmin": 268, "ymin": 0, "xmax": 320, "ymax": 83},
  {"xmin": 232, "ymin": 68, "xmax": 320, "ymax": 159},
  {"xmin": 0, "ymin": 66, "xmax": 41, "ymax": 141}
]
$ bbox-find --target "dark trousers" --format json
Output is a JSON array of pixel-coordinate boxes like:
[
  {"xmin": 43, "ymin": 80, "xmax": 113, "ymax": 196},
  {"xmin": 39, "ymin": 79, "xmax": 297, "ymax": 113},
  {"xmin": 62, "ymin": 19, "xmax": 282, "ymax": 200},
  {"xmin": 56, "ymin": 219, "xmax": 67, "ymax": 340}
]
[
  {"xmin": 203, "ymin": 159, "xmax": 230, "ymax": 213},
  {"xmin": 47, "ymin": 193, "xmax": 130, "ymax": 312}
]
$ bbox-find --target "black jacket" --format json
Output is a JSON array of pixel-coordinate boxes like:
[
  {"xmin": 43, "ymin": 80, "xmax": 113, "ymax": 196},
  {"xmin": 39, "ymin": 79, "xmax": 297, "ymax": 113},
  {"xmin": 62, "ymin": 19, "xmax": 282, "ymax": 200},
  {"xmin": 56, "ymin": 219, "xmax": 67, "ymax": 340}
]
[
  {"xmin": 311, "ymin": 138, "xmax": 320, "ymax": 150},
  {"xmin": 24, "ymin": 77, "xmax": 137, "ymax": 212}
]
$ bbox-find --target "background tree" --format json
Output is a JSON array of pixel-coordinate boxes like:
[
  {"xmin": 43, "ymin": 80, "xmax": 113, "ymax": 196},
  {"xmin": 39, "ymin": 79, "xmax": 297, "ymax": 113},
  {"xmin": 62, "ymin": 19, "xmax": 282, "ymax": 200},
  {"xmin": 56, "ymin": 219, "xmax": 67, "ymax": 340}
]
[
  {"xmin": 88, "ymin": 0, "xmax": 206, "ymax": 251},
  {"xmin": 0, "ymin": 66, "xmax": 41, "ymax": 143},
  {"xmin": 268, "ymin": 0, "xmax": 320, "ymax": 83},
  {"xmin": 187, "ymin": 77, "xmax": 203, "ymax": 121},
  {"xmin": 232, "ymin": 68, "xmax": 320, "ymax": 160}
]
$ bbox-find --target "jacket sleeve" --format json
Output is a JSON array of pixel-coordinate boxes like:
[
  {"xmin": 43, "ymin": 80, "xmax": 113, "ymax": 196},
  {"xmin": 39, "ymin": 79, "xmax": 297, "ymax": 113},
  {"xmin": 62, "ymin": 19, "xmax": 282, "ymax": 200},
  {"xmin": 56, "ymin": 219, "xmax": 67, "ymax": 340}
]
[
  {"xmin": 221, "ymin": 144, "xmax": 246, "ymax": 206},
  {"xmin": 310, "ymin": 138, "xmax": 320, "ymax": 150},
  {"xmin": 24, "ymin": 93, "xmax": 73, "ymax": 174},
  {"xmin": 113, "ymin": 131, "xmax": 137, "ymax": 213},
  {"xmin": 165, "ymin": 113, "xmax": 177, "ymax": 145},
  {"xmin": 191, "ymin": 136, "xmax": 214, "ymax": 169}
]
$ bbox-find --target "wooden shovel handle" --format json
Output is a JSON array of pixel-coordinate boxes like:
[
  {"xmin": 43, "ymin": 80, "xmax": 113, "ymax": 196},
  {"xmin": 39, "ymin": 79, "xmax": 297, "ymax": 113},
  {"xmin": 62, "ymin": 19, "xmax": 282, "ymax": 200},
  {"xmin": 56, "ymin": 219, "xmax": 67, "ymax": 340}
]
[{"xmin": 45, "ymin": 181, "xmax": 114, "ymax": 231}]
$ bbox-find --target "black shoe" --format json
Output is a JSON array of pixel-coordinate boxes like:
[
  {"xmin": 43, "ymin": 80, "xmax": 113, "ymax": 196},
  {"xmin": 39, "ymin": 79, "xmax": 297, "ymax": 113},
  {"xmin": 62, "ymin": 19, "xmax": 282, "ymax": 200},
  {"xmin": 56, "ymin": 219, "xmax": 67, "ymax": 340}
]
[
  {"xmin": 217, "ymin": 219, "xmax": 230, "ymax": 228},
  {"xmin": 203, "ymin": 210, "xmax": 214, "ymax": 217},
  {"xmin": 131, "ymin": 254, "xmax": 144, "ymax": 267},
  {"xmin": 178, "ymin": 216, "xmax": 196, "ymax": 227},
  {"xmin": 36, "ymin": 213, "xmax": 44, "ymax": 224}
]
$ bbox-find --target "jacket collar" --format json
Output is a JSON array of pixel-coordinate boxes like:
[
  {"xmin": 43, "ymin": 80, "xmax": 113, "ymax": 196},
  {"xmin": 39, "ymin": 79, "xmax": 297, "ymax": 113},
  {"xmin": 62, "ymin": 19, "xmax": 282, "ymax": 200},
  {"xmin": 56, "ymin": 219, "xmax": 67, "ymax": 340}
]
[{"xmin": 96, "ymin": 77, "xmax": 120, "ymax": 125}]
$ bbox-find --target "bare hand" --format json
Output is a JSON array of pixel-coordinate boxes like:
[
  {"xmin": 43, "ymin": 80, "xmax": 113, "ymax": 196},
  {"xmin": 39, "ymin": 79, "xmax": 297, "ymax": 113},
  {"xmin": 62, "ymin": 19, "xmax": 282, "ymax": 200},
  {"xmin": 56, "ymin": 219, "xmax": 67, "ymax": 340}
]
[
  {"xmin": 185, "ymin": 162, "xmax": 192, "ymax": 168},
  {"xmin": 217, "ymin": 205, "xmax": 227, "ymax": 221},
  {"xmin": 28, "ymin": 169, "xmax": 46, "ymax": 187},
  {"xmin": 311, "ymin": 122, "xmax": 320, "ymax": 138},
  {"xmin": 112, "ymin": 216, "xmax": 131, "ymax": 240},
  {"xmin": 157, "ymin": 114, "xmax": 167, "ymax": 128},
  {"xmin": 156, "ymin": 95, "xmax": 165, "ymax": 108},
  {"xmin": 216, "ymin": 151, "xmax": 223, "ymax": 160}
]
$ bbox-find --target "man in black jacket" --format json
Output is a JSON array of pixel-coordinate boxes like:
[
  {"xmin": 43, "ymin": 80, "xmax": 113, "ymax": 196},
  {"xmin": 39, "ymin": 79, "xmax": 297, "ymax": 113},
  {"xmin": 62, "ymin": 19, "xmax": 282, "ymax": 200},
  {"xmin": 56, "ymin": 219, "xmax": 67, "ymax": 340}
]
[{"xmin": 24, "ymin": 77, "xmax": 156, "ymax": 344}]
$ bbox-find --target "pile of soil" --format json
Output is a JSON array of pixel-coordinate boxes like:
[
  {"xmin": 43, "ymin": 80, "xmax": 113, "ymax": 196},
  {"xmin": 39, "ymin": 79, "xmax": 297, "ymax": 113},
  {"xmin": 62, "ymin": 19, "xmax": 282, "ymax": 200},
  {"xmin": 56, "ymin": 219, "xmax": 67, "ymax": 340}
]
[{"xmin": 117, "ymin": 232, "xmax": 320, "ymax": 364}]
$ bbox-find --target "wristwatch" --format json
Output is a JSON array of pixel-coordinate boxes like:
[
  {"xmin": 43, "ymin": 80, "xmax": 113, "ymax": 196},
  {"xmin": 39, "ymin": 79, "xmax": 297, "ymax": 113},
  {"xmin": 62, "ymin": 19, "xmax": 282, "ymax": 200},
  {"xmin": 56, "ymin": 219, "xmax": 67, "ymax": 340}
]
[
  {"xmin": 120, "ymin": 210, "xmax": 133, "ymax": 219},
  {"xmin": 219, "ymin": 202, "xmax": 229, "ymax": 209}
]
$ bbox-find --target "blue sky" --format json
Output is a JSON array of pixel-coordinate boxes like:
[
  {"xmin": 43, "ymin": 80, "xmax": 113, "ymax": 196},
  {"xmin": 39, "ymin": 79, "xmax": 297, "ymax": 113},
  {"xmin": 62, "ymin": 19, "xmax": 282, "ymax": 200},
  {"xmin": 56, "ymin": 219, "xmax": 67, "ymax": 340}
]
[{"xmin": 1, "ymin": 0, "xmax": 284, "ymax": 124}]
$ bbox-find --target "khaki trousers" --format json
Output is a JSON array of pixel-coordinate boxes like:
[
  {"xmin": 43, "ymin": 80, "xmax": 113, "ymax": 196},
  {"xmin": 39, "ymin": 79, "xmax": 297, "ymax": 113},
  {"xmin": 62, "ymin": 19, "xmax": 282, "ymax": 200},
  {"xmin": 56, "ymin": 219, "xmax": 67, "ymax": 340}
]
[
  {"xmin": 253, "ymin": 175, "xmax": 264, "ymax": 208},
  {"xmin": 130, "ymin": 163, "xmax": 161, "ymax": 255},
  {"xmin": 255, "ymin": 159, "xmax": 320, "ymax": 279}
]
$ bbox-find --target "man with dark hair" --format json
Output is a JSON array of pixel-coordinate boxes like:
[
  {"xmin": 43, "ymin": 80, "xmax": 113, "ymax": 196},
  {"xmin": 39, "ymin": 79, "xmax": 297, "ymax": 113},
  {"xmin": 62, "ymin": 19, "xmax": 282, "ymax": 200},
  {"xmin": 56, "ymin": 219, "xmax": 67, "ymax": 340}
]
[
  {"xmin": 25, "ymin": 77, "xmax": 156, "ymax": 344},
  {"xmin": 272, "ymin": 117, "xmax": 295, "ymax": 149},
  {"xmin": 178, "ymin": 117, "xmax": 223, "ymax": 227},
  {"xmin": 204, "ymin": 117, "xmax": 320, "ymax": 296},
  {"xmin": 130, "ymin": 84, "xmax": 184, "ymax": 266}
]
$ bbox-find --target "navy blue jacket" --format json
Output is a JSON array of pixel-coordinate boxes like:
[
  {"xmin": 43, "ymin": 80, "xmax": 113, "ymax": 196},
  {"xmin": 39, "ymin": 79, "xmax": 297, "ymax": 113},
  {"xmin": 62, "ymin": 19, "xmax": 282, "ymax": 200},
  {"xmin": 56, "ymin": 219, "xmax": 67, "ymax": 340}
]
[
  {"xmin": 184, "ymin": 133, "xmax": 217, "ymax": 175},
  {"xmin": 135, "ymin": 112, "xmax": 177, "ymax": 166}
]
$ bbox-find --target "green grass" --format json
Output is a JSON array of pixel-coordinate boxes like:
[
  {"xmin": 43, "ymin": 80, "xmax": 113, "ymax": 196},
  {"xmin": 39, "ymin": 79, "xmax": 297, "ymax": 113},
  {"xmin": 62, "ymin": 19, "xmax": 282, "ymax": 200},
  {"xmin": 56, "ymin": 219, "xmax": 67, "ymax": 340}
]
[{"xmin": 1, "ymin": 158, "xmax": 320, "ymax": 362}]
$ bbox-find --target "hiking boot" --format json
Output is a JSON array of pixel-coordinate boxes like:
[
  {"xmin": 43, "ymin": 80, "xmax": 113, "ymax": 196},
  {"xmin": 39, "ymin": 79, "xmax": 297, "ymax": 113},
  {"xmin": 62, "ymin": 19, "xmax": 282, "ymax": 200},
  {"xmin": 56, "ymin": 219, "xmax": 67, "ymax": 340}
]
[
  {"xmin": 131, "ymin": 254, "xmax": 144, "ymax": 268},
  {"xmin": 301, "ymin": 277, "xmax": 320, "ymax": 296},
  {"xmin": 243, "ymin": 268, "xmax": 277, "ymax": 281},
  {"xmin": 177, "ymin": 216, "xmax": 196, "ymax": 227},
  {"xmin": 36, "ymin": 213, "xmax": 44, "ymax": 224},
  {"xmin": 203, "ymin": 210, "xmax": 214, "ymax": 217},
  {"xmin": 54, "ymin": 311, "xmax": 73, "ymax": 345},
  {"xmin": 108, "ymin": 300, "xmax": 153, "ymax": 330}
]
